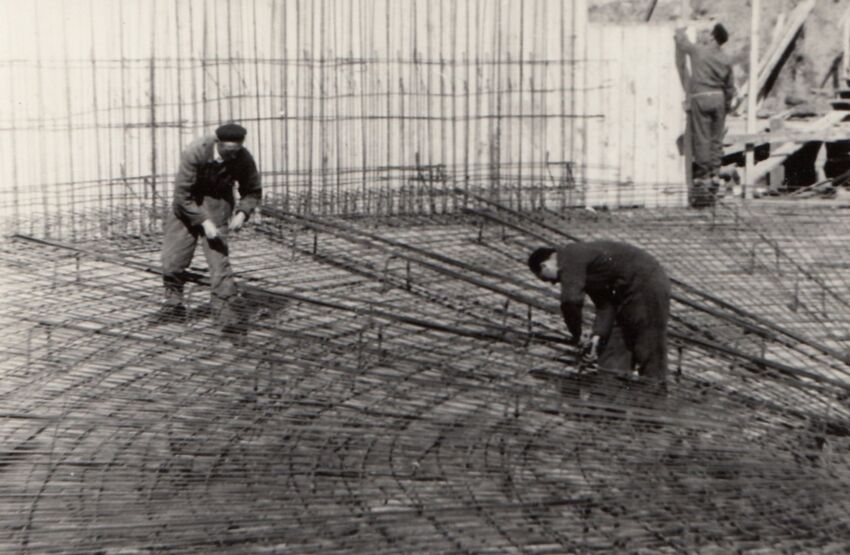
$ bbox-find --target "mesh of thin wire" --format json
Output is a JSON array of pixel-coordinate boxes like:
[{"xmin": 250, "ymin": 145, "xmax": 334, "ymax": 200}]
[{"xmin": 2, "ymin": 202, "xmax": 850, "ymax": 553}]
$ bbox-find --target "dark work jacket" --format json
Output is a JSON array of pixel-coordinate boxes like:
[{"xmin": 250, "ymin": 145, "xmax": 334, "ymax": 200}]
[
  {"xmin": 556, "ymin": 241, "xmax": 668, "ymax": 344},
  {"xmin": 172, "ymin": 134, "xmax": 262, "ymax": 227}
]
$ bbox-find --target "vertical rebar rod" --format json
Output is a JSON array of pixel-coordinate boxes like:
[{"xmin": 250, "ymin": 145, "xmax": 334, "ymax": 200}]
[
  {"xmin": 7, "ymin": 0, "xmax": 21, "ymax": 233},
  {"xmin": 282, "ymin": 0, "xmax": 291, "ymax": 209},
  {"xmin": 744, "ymin": 0, "xmax": 760, "ymax": 199},
  {"xmin": 33, "ymin": 0, "xmax": 49, "ymax": 237},
  {"xmin": 252, "ymin": 0, "xmax": 263, "ymax": 197},
  {"xmin": 61, "ymin": 0, "xmax": 76, "ymax": 240},
  {"xmin": 149, "ymin": 0, "xmax": 158, "ymax": 235},
  {"xmin": 225, "ymin": 0, "xmax": 234, "ymax": 118}
]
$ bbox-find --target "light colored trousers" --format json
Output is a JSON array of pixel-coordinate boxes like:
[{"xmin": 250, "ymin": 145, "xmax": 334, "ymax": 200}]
[{"xmin": 161, "ymin": 211, "xmax": 239, "ymax": 325}]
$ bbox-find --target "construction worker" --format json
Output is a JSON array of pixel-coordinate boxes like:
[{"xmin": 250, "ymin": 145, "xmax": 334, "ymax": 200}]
[
  {"xmin": 675, "ymin": 23, "xmax": 735, "ymax": 208},
  {"xmin": 156, "ymin": 123, "xmax": 262, "ymax": 332},
  {"xmin": 528, "ymin": 242, "xmax": 671, "ymax": 392}
]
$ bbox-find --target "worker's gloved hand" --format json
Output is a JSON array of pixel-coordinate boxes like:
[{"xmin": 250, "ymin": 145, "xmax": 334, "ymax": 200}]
[
  {"xmin": 228, "ymin": 211, "xmax": 246, "ymax": 232},
  {"xmin": 201, "ymin": 219, "xmax": 219, "ymax": 240},
  {"xmin": 580, "ymin": 334, "xmax": 601, "ymax": 363}
]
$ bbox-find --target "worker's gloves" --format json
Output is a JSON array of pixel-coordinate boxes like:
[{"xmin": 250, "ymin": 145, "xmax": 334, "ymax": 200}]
[
  {"xmin": 579, "ymin": 334, "xmax": 601, "ymax": 363},
  {"xmin": 201, "ymin": 219, "xmax": 219, "ymax": 240},
  {"xmin": 228, "ymin": 211, "xmax": 247, "ymax": 232}
]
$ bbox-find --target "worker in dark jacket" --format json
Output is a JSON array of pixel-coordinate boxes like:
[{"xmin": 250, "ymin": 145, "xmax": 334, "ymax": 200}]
[
  {"xmin": 157, "ymin": 123, "xmax": 262, "ymax": 330},
  {"xmin": 676, "ymin": 23, "xmax": 735, "ymax": 208},
  {"xmin": 528, "ymin": 242, "xmax": 671, "ymax": 389}
]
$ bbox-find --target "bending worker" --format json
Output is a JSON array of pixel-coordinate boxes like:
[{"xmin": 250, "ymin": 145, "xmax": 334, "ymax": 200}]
[
  {"xmin": 528, "ymin": 241, "xmax": 671, "ymax": 390},
  {"xmin": 157, "ymin": 123, "xmax": 262, "ymax": 332},
  {"xmin": 675, "ymin": 23, "xmax": 735, "ymax": 208}
]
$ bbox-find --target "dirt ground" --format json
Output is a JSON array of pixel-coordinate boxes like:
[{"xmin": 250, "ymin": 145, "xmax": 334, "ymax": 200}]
[{"xmin": 590, "ymin": 0, "xmax": 847, "ymax": 115}]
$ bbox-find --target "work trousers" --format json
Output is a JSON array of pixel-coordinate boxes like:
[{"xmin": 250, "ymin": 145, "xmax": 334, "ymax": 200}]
[
  {"xmin": 161, "ymin": 210, "xmax": 239, "ymax": 326},
  {"xmin": 597, "ymin": 326, "xmax": 631, "ymax": 372},
  {"xmin": 597, "ymin": 268, "xmax": 671, "ymax": 385},
  {"xmin": 689, "ymin": 91, "xmax": 726, "ymax": 179}
]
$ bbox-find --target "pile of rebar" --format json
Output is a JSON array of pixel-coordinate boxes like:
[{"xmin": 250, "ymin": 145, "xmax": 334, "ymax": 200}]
[{"xmin": 1, "ymin": 199, "xmax": 850, "ymax": 554}]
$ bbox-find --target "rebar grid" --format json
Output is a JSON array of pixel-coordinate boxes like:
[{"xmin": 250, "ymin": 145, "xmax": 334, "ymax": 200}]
[
  {"xmin": 1, "ymin": 203, "xmax": 850, "ymax": 554},
  {"xmin": 512, "ymin": 202, "xmax": 850, "ymax": 361}
]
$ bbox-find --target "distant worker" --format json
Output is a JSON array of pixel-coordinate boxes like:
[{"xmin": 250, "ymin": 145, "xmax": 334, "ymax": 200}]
[
  {"xmin": 675, "ymin": 23, "xmax": 735, "ymax": 208},
  {"xmin": 157, "ymin": 123, "xmax": 262, "ymax": 333},
  {"xmin": 528, "ymin": 241, "xmax": 671, "ymax": 392}
]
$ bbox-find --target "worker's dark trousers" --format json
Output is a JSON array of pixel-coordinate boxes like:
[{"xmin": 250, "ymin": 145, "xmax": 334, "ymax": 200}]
[
  {"xmin": 597, "ymin": 326, "xmax": 632, "ymax": 373},
  {"xmin": 161, "ymin": 211, "xmax": 238, "ymax": 326},
  {"xmin": 689, "ymin": 92, "xmax": 726, "ymax": 179},
  {"xmin": 607, "ymin": 268, "xmax": 671, "ymax": 384}
]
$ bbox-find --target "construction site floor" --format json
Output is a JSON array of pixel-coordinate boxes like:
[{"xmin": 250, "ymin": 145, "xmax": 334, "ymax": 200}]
[{"xmin": 2, "ymin": 201, "xmax": 850, "ymax": 554}]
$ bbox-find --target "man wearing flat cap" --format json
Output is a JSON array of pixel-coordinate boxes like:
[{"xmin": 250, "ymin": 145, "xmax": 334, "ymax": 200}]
[
  {"xmin": 675, "ymin": 23, "xmax": 735, "ymax": 208},
  {"xmin": 157, "ymin": 122, "xmax": 262, "ymax": 332}
]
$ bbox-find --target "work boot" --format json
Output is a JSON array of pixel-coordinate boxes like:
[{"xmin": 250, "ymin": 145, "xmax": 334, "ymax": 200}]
[
  {"xmin": 690, "ymin": 178, "xmax": 704, "ymax": 207},
  {"xmin": 712, "ymin": 176, "xmax": 729, "ymax": 199},
  {"xmin": 691, "ymin": 178, "xmax": 711, "ymax": 208},
  {"xmin": 634, "ymin": 377, "xmax": 668, "ymax": 399},
  {"xmin": 151, "ymin": 302, "xmax": 187, "ymax": 324},
  {"xmin": 217, "ymin": 295, "xmax": 250, "ymax": 344},
  {"xmin": 710, "ymin": 174, "xmax": 723, "ymax": 195},
  {"xmin": 221, "ymin": 324, "xmax": 247, "ymax": 346}
]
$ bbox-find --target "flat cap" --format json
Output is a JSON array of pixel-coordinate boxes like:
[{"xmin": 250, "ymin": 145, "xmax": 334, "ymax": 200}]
[{"xmin": 215, "ymin": 123, "xmax": 247, "ymax": 142}]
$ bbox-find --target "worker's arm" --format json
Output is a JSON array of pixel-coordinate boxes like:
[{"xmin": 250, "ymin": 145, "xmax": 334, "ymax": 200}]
[
  {"xmin": 560, "ymin": 300, "xmax": 583, "ymax": 344},
  {"xmin": 559, "ymin": 268, "xmax": 587, "ymax": 343},
  {"xmin": 723, "ymin": 66, "xmax": 736, "ymax": 111},
  {"xmin": 234, "ymin": 153, "xmax": 262, "ymax": 220},
  {"xmin": 674, "ymin": 28, "xmax": 697, "ymax": 55},
  {"xmin": 591, "ymin": 299, "xmax": 616, "ymax": 344},
  {"xmin": 674, "ymin": 28, "xmax": 694, "ymax": 94},
  {"xmin": 173, "ymin": 143, "xmax": 206, "ymax": 227}
]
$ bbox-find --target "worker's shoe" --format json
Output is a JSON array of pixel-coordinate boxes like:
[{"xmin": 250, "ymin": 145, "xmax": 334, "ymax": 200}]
[
  {"xmin": 710, "ymin": 175, "xmax": 725, "ymax": 195},
  {"xmin": 218, "ymin": 301, "xmax": 248, "ymax": 344},
  {"xmin": 691, "ymin": 178, "xmax": 716, "ymax": 208},
  {"xmin": 630, "ymin": 378, "xmax": 668, "ymax": 405},
  {"xmin": 151, "ymin": 302, "xmax": 187, "ymax": 324},
  {"xmin": 718, "ymin": 167, "xmax": 739, "ymax": 182},
  {"xmin": 221, "ymin": 321, "xmax": 248, "ymax": 346}
]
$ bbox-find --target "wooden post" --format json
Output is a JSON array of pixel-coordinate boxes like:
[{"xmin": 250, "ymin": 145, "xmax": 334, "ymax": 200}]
[
  {"xmin": 676, "ymin": 51, "xmax": 693, "ymax": 203},
  {"xmin": 676, "ymin": 0, "xmax": 692, "ymax": 203},
  {"xmin": 149, "ymin": 4, "xmax": 157, "ymax": 235},
  {"xmin": 744, "ymin": 0, "xmax": 760, "ymax": 199},
  {"xmin": 646, "ymin": 0, "xmax": 659, "ymax": 22},
  {"xmin": 768, "ymin": 116, "xmax": 785, "ymax": 192},
  {"xmin": 843, "ymin": 8, "xmax": 850, "ymax": 83}
]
